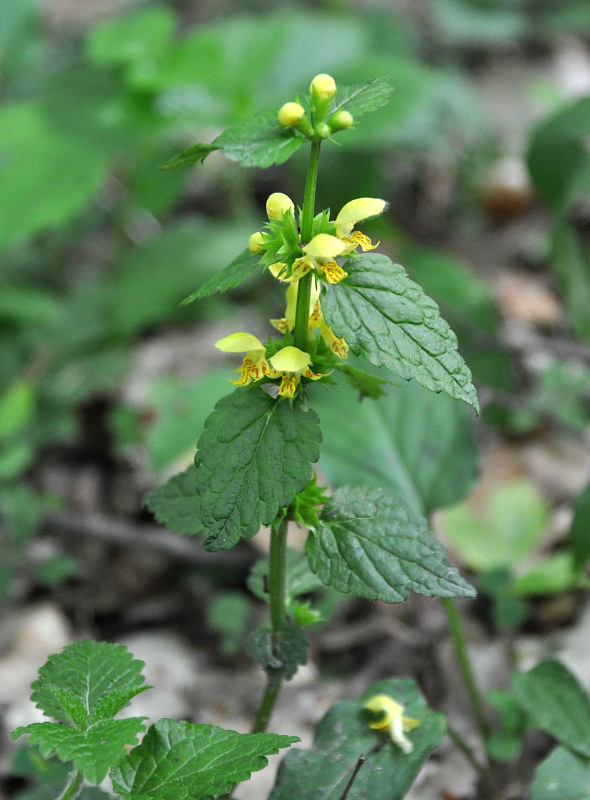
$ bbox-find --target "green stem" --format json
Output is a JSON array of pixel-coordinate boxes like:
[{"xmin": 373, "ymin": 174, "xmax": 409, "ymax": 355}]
[
  {"xmin": 293, "ymin": 139, "xmax": 322, "ymax": 353},
  {"xmin": 57, "ymin": 770, "xmax": 84, "ymax": 800},
  {"xmin": 446, "ymin": 724, "xmax": 485, "ymax": 774},
  {"xmin": 442, "ymin": 598, "xmax": 489, "ymax": 741}
]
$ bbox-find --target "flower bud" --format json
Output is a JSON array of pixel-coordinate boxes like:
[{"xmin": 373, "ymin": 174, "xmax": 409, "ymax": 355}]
[
  {"xmin": 310, "ymin": 74, "xmax": 336, "ymax": 100},
  {"xmin": 278, "ymin": 102, "xmax": 305, "ymax": 127},
  {"xmin": 328, "ymin": 109, "xmax": 353, "ymax": 131},
  {"xmin": 315, "ymin": 122, "xmax": 331, "ymax": 139},
  {"xmin": 266, "ymin": 192, "xmax": 295, "ymax": 220},
  {"xmin": 248, "ymin": 232, "xmax": 265, "ymax": 253}
]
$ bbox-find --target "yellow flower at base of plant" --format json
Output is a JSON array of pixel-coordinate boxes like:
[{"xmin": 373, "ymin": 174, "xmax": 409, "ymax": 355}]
[
  {"xmin": 278, "ymin": 102, "xmax": 306, "ymax": 127},
  {"xmin": 266, "ymin": 193, "xmax": 295, "ymax": 221},
  {"xmin": 215, "ymin": 332, "xmax": 270, "ymax": 386},
  {"xmin": 334, "ymin": 198, "xmax": 387, "ymax": 252},
  {"xmin": 363, "ymin": 694, "xmax": 420, "ymax": 754},
  {"xmin": 301, "ymin": 234, "xmax": 349, "ymax": 284},
  {"xmin": 268, "ymin": 346, "xmax": 326, "ymax": 398}
]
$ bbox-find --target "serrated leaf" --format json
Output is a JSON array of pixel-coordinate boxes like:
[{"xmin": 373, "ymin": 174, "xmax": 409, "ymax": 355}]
[
  {"xmin": 144, "ymin": 466, "xmax": 201, "ymax": 535},
  {"xmin": 247, "ymin": 621, "xmax": 308, "ymax": 684},
  {"xmin": 306, "ymin": 486, "xmax": 475, "ymax": 603},
  {"xmin": 322, "ymin": 253, "xmax": 479, "ymax": 410},
  {"xmin": 270, "ymin": 677, "xmax": 445, "ymax": 800},
  {"xmin": 12, "ymin": 718, "xmax": 146, "ymax": 784},
  {"xmin": 181, "ymin": 249, "xmax": 262, "ymax": 306},
  {"xmin": 312, "ymin": 374, "xmax": 478, "ymax": 516},
  {"xmin": 215, "ymin": 111, "xmax": 303, "ymax": 168},
  {"xmin": 334, "ymin": 363, "xmax": 391, "ymax": 399},
  {"xmin": 331, "ymin": 76, "xmax": 395, "ymax": 118},
  {"xmin": 110, "ymin": 718, "xmax": 298, "ymax": 800},
  {"xmin": 532, "ymin": 746, "xmax": 590, "ymax": 800},
  {"xmin": 248, "ymin": 548, "xmax": 324, "ymax": 605},
  {"xmin": 27, "ymin": 641, "xmax": 149, "ymax": 729},
  {"xmin": 513, "ymin": 660, "xmax": 590, "ymax": 758},
  {"xmin": 195, "ymin": 389, "xmax": 321, "ymax": 550},
  {"xmin": 161, "ymin": 142, "xmax": 220, "ymax": 170}
]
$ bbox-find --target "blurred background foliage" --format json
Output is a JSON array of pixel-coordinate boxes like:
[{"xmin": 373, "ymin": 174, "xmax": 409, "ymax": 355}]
[{"xmin": 1, "ymin": 0, "xmax": 590, "ymax": 606}]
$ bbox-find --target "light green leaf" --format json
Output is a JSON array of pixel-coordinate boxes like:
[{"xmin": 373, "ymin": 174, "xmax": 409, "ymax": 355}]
[
  {"xmin": 312, "ymin": 374, "xmax": 478, "ymax": 516},
  {"xmin": 195, "ymin": 389, "xmax": 321, "ymax": 550},
  {"xmin": 440, "ymin": 480, "xmax": 549, "ymax": 572},
  {"xmin": 0, "ymin": 286, "xmax": 63, "ymax": 327},
  {"xmin": 513, "ymin": 660, "xmax": 590, "ymax": 758},
  {"xmin": 331, "ymin": 76, "xmax": 395, "ymax": 118},
  {"xmin": 161, "ymin": 142, "xmax": 220, "ymax": 170},
  {"xmin": 181, "ymin": 248, "xmax": 263, "ymax": 305},
  {"xmin": 512, "ymin": 552, "xmax": 589, "ymax": 597},
  {"xmin": 86, "ymin": 6, "xmax": 175, "ymax": 68},
  {"xmin": 144, "ymin": 466, "xmax": 201, "ymax": 535},
  {"xmin": 306, "ymin": 486, "xmax": 475, "ymax": 603},
  {"xmin": 322, "ymin": 253, "xmax": 478, "ymax": 410},
  {"xmin": 0, "ymin": 381, "xmax": 35, "ymax": 440},
  {"xmin": 270, "ymin": 678, "xmax": 446, "ymax": 800},
  {"xmin": 532, "ymin": 746, "xmax": 590, "ymax": 800},
  {"xmin": 215, "ymin": 111, "xmax": 303, "ymax": 168},
  {"xmin": 12, "ymin": 718, "xmax": 146, "ymax": 785},
  {"xmin": 26, "ymin": 641, "xmax": 149, "ymax": 729},
  {"xmin": 110, "ymin": 718, "xmax": 298, "ymax": 799}
]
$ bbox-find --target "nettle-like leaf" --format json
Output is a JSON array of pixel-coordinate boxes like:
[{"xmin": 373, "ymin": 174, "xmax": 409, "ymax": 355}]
[
  {"xmin": 195, "ymin": 388, "xmax": 321, "ymax": 550},
  {"xmin": 330, "ymin": 76, "xmax": 395, "ymax": 119},
  {"xmin": 322, "ymin": 253, "xmax": 479, "ymax": 411},
  {"xmin": 306, "ymin": 486, "xmax": 475, "ymax": 603},
  {"xmin": 144, "ymin": 466, "xmax": 201, "ymax": 535},
  {"xmin": 270, "ymin": 677, "xmax": 446, "ymax": 800},
  {"xmin": 110, "ymin": 718, "xmax": 298, "ymax": 800},
  {"xmin": 248, "ymin": 548, "xmax": 324, "ymax": 605},
  {"xmin": 181, "ymin": 248, "xmax": 262, "ymax": 306},
  {"xmin": 12, "ymin": 642, "xmax": 149, "ymax": 784},
  {"xmin": 532, "ymin": 745, "xmax": 590, "ymax": 800},
  {"xmin": 513, "ymin": 660, "xmax": 590, "ymax": 758},
  {"xmin": 247, "ymin": 621, "xmax": 308, "ymax": 685}
]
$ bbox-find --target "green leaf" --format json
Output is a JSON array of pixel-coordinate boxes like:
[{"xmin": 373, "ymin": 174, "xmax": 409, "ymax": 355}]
[
  {"xmin": 215, "ymin": 111, "xmax": 303, "ymax": 168},
  {"xmin": 306, "ymin": 486, "xmax": 475, "ymax": 603},
  {"xmin": 161, "ymin": 142, "xmax": 220, "ymax": 170},
  {"xmin": 334, "ymin": 363, "xmax": 391, "ymax": 399},
  {"xmin": 512, "ymin": 552, "xmax": 589, "ymax": 597},
  {"xmin": 0, "ymin": 485, "xmax": 44, "ymax": 543},
  {"xmin": 440, "ymin": 480, "xmax": 549, "ymax": 573},
  {"xmin": 532, "ymin": 746, "xmax": 590, "ymax": 800},
  {"xmin": 110, "ymin": 718, "xmax": 298, "ymax": 799},
  {"xmin": 331, "ymin": 76, "xmax": 395, "ymax": 118},
  {"xmin": 513, "ymin": 660, "xmax": 590, "ymax": 758},
  {"xmin": 247, "ymin": 620, "xmax": 308, "ymax": 684},
  {"xmin": 312, "ymin": 375, "xmax": 478, "ymax": 516},
  {"xmin": 322, "ymin": 253, "xmax": 478, "ymax": 410},
  {"xmin": 181, "ymin": 248, "xmax": 263, "ymax": 305},
  {"xmin": 270, "ymin": 677, "xmax": 446, "ymax": 800},
  {"xmin": 248, "ymin": 548, "xmax": 324, "ymax": 606},
  {"xmin": 12, "ymin": 718, "xmax": 146, "ymax": 785},
  {"xmin": 144, "ymin": 466, "xmax": 201, "ymax": 535},
  {"xmin": 195, "ymin": 389, "xmax": 321, "ymax": 550},
  {"xmin": 26, "ymin": 641, "xmax": 149, "ymax": 729},
  {"xmin": 0, "ymin": 286, "xmax": 63, "ymax": 327},
  {"xmin": 570, "ymin": 483, "xmax": 590, "ymax": 571},
  {"xmin": 86, "ymin": 6, "xmax": 175, "ymax": 68},
  {"xmin": 0, "ymin": 381, "xmax": 35, "ymax": 440}
]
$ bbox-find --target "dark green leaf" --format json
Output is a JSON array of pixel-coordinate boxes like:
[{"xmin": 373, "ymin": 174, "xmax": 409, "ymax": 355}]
[
  {"xmin": 331, "ymin": 76, "xmax": 395, "ymax": 118},
  {"xmin": 270, "ymin": 677, "xmax": 445, "ymax": 800},
  {"xmin": 181, "ymin": 248, "xmax": 263, "ymax": 306},
  {"xmin": 161, "ymin": 142, "xmax": 220, "ymax": 170},
  {"xmin": 570, "ymin": 483, "xmax": 590, "ymax": 570},
  {"xmin": 532, "ymin": 746, "xmax": 590, "ymax": 800},
  {"xmin": 322, "ymin": 253, "xmax": 479, "ymax": 410},
  {"xmin": 312, "ymin": 375, "xmax": 478, "ymax": 515},
  {"xmin": 110, "ymin": 718, "xmax": 298, "ymax": 799},
  {"xmin": 215, "ymin": 111, "xmax": 303, "ymax": 168},
  {"xmin": 334, "ymin": 363, "xmax": 391, "ymax": 399},
  {"xmin": 247, "ymin": 621, "xmax": 308, "ymax": 684},
  {"xmin": 307, "ymin": 486, "xmax": 475, "ymax": 602},
  {"xmin": 12, "ymin": 718, "xmax": 146, "ymax": 785},
  {"xmin": 195, "ymin": 389, "xmax": 321, "ymax": 550},
  {"xmin": 513, "ymin": 660, "xmax": 590, "ymax": 758},
  {"xmin": 144, "ymin": 466, "xmax": 201, "ymax": 535},
  {"xmin": 26, "ymin": 641, "xmax": 149, "ymax": 729}
]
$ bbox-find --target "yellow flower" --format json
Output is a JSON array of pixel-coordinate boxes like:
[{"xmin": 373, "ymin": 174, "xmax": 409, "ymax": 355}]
[
  {"xmin": 310, "ymin": 302, "xmax": 348, "ymax": 359},
  {"xmin": 268, "ymin": 346, "xmax": 325, "ymax": 398},
  {"xmin": 248, "ymin": 232, "xmax": 265, "ymax": 253},
  {"xmin": 297, "ymin": 234, "xmax": 349, "ymax": 284},
  {"xmin": 270, "ymin": 279, "xmax": 321, "ymax": 334},
  {"xmin": 278, "ymin": 102, "xmax": 306, "ymax": 127},
  {"xmin": 215, "ymin": 332, "xmax": 270, "ymax": 386},
  {"xmin": 268, "ymin": 262, "xmax": 289, "ymax": 282},
  {"xmin": 334, "ymin": 198, "xmax": 387, "ymax": 252},
  {"xmin": 363, "ymin": 694, "xmax": 420, "ymax": 754},
  {"xmin": 266, "ymin": 193, "xmax": 295, "ymax": 221},
  {"xmin": 310, "ymin": 73, "xmax": 336, "ymax": 100}
]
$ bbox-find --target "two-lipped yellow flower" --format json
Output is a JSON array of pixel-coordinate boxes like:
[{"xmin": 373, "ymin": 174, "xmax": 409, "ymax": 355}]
[
  {"xmin": 363, "ymin": 694, "xmax": 420, "ymax": 754},
  {"xmin": 334, "ymin": 197, "xmax": 388, "ymax": 253},
  {"xmin": 215, "ymin": 334, "xmax": 324, "ymax": 398},
  {"xmin": 293, "ymin": 233, "xmax": 349, "ymax": 284}
]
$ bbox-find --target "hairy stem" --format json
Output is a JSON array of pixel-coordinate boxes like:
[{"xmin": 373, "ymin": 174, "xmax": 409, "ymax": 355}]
[
  {"xmin": 57, "ymin": 770, "xmax": 84, "ymax": 800},
  {"xmin": 294, "ymin": 139, "xmax": 321, "ymax": 352}
]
